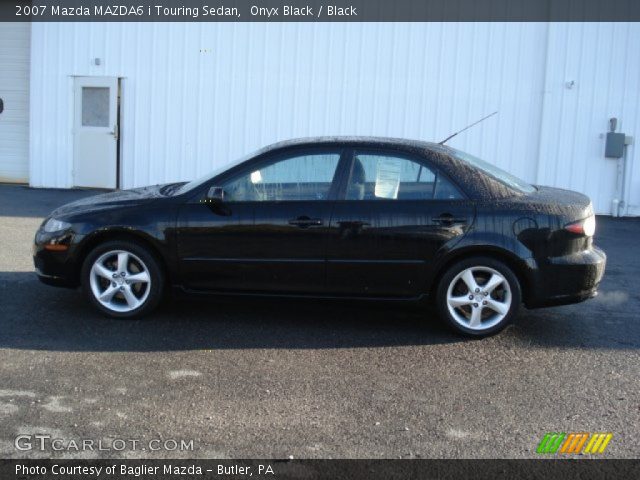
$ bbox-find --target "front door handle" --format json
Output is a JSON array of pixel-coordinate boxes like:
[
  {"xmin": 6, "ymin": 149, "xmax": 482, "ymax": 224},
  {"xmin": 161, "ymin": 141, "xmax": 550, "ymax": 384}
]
[
  {"xmin": 432, "ymin": 213, "xmax": 467, "ymax": 226},
  {"xmin": 288, "ymin": 216, "xmax": 323, "ymax": 228}
]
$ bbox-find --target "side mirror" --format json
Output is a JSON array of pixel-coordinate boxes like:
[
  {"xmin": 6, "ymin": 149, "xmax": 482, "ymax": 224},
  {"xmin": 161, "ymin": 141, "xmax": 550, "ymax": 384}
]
[{"xmin": 206, "ymin": 186, "xmax": 224, "ymax": 202}]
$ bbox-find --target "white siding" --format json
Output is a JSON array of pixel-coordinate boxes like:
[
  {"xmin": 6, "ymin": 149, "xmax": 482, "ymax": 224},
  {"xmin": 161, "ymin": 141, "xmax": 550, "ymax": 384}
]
[
  {"xmin": 28, "ymin": 22, "xmax": 640, "ymax": 215},
  {"xmin": 0, "ymin": 22, "xmax": 30, "ymax": 183},
  {"xmin": 538, "ymin": 23, "xmax": 640, "ymax": 216}
]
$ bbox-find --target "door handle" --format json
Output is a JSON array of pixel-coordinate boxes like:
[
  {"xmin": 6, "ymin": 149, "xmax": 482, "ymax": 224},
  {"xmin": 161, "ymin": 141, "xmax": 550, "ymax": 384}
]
[
  {"xmin": 109, "ymin": 125, "xmax": 118, "ymax": 140},
  {"xmin": 288, "ymin": 216, "xmax": 323, "ymax": 228},
  {"xmin": 337, "ymin": 220, "xmax": 370, "ymax": 229},
  {"xmin": 432, "ymin": 213, "xmax": 467, "ymax": 225}
]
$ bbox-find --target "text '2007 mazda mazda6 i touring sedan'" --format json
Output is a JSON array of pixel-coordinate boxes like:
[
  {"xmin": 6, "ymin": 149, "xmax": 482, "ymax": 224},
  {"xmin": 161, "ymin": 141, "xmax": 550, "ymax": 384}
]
[{"xmin": 34, "ymin": 137, "xmax": 606, "ymax": 336}]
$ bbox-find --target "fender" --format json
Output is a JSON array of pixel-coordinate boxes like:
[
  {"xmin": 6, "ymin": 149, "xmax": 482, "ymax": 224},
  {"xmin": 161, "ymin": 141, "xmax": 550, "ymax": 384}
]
[
  {"xmin": 70, "ymin": 204, "xmax": 179, "ymax": 283},
  {"xmin": 426, "ymin": 231, "xmax": 537, "ymax": 300}
]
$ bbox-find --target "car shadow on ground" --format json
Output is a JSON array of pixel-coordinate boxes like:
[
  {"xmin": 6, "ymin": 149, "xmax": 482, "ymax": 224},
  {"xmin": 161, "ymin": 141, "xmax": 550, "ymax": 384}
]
[
  {"xmin": 0, "ymin": 271, "xmax": 464, "ymax": 352},
  {"xmin": 2, "ymin": 271, "xmax": 639, "ymax": 352}
]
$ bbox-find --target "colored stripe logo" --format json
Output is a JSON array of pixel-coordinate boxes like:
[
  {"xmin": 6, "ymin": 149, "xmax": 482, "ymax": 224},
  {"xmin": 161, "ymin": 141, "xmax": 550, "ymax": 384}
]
[{"xmin": 537, "ymin": 433, "xmax": 612, "ymax": 454}]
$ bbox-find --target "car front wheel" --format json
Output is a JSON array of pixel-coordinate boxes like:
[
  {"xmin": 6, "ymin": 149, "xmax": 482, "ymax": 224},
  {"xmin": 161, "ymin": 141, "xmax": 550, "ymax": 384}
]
[
  {"xmin": 436, "ymin": 256, "xmax": 521, "ymax": 337},
  {"xmin": 81, "ymin": 240, "xmax": 164, "ymax": 318}
]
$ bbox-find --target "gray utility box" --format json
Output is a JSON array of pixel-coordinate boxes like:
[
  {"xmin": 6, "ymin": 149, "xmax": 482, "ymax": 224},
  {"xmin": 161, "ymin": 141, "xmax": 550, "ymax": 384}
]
[{"xmin": 605, "ymin": 132, "xmax": 625, "ymax": 158}]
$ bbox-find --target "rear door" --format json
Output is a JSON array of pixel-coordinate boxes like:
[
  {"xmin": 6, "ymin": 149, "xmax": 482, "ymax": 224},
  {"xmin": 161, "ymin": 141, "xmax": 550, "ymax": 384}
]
[{"xmin": 326, "ymin": 148, "xmax": 475, "ymax": 297}]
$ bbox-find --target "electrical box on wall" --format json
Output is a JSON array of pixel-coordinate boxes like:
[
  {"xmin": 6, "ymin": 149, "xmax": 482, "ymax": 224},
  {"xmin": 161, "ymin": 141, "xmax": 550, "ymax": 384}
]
[{"xmin": 605, "ymin": 132, "xmax": 625, "ymax": 158}]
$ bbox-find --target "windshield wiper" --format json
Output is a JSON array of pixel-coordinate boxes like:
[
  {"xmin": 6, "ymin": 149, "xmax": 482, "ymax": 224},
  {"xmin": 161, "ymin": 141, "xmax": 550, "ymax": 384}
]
[{"xmin": 159, "ymin": 184, "xmax": 178, "ymax": 195}]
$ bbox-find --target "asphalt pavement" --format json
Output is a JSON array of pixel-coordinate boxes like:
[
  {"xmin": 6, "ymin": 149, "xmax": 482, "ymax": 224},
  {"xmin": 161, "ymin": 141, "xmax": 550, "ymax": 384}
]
[{"xmin": 0, "ymin": 184, "xmax": 638, "ymax": 459}]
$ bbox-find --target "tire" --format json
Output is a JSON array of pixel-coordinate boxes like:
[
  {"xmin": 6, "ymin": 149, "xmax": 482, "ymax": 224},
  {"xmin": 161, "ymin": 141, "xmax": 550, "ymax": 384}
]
[
  {"xmin": 81, "ymin": 240, "xmax": 164, "ymax": 319},
  {"xmin": 435, "ymin": 256, "xmax": 521, "ymax": 337}
]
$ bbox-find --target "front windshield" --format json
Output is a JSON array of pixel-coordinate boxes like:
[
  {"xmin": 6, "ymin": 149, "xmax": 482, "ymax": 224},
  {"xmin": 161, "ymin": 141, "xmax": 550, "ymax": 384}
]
[
  {"xmin": 449, "ymin": 148, "xmax": 536, "ymax": 194},
  {"xmin": 172, "ymin": 151, "xmax": 255, "ymax": 196}
]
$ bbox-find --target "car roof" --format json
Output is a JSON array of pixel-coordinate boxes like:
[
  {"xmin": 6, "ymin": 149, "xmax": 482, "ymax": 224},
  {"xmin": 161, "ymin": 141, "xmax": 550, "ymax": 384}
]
[{"xmin": 256, "ymin": 136, "xmax": 451, "ymax": 156}]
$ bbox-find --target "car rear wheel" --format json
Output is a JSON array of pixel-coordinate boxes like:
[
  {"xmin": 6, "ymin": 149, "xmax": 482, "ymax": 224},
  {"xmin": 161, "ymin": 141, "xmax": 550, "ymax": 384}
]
[
  {"xmin": 81, "ymin": 240, "xmax": 164, "ymax": 318},
  {"xmin": 436, "ymin": 256, "xmax": 521, "ymax": 337}
]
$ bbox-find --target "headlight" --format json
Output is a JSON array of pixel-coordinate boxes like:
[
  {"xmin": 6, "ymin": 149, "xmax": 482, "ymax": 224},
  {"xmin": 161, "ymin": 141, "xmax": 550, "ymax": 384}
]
[{"xmin": 43, "ymin": 218, "xmax": 72, "ymax": 233}]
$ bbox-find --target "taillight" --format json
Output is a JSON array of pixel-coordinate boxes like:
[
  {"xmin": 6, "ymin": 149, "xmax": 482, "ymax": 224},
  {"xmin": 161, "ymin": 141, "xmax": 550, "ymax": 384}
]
[{"xmin": 565, "ymin": 216, "xmax": 596, "ymax": 236}]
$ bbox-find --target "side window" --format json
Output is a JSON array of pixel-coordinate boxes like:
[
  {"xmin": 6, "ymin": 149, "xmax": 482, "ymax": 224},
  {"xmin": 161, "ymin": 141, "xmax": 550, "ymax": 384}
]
[
  {"xmin": 346, "ymin": 152, "xmax": 463, "ymax": 200},
  {"xmin": 221, "ymin": 153, "xmax": 340, "ymax": 202}
]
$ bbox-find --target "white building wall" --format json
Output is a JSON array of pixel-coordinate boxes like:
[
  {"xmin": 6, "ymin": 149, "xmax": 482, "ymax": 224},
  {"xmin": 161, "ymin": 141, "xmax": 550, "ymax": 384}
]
[
  {"xmin": 538, "ymin": 23, "xmax": 640, "ymax": 216},
  {"xmin": 29, "ymin": 22, "xmax": 640, "ymax": 215}
]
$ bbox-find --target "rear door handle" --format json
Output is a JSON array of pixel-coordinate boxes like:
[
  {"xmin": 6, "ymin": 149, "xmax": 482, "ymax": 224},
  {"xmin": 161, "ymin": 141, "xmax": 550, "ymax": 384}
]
[
  {"xmin": 288, "ymin": 216, "xmax": 324, "ymax": 228},
  {"xmin": 432, "ymin": 213, "xmax": 467, "ymax": 225},
  {"xmin": 337, "ymin": 221, "xmax": 370, "ymax": 228}
]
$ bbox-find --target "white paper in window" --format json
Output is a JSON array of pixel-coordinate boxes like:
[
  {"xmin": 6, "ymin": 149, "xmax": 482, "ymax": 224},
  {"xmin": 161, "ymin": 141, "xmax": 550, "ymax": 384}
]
[
  {"xmin": 374, "ymin": 158, "xmax": 401, "ymax": 199},
  {"xmin": 250, "ymin": 170, "xmax": 263, "ymax": 184}
]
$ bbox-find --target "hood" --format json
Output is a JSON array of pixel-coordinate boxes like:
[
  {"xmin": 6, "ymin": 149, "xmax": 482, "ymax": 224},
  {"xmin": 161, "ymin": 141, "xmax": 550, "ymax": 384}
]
[{"xmin": 50, "ymin": 184, "xmax": 171, "ymax": 217}]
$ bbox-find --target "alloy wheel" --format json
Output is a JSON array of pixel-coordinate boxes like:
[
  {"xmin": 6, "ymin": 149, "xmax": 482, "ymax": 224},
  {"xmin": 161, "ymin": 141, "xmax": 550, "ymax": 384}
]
[
  {"xmin": 445, "ymin": 266, "xmax": 512, "ymax": 331},
  {"xmin": 89, "ymin": 249, "xmax": 151, "ymax": 313}
]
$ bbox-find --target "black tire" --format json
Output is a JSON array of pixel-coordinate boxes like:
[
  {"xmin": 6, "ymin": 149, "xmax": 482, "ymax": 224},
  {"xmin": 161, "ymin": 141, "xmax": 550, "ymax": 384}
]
[
  {"xmin": 81, "ymin": 240, "xmax": 164, "ymax": 319},
  {"xmin": 435, "ymin": 256, "xmax": 521, "ymax": 337}
]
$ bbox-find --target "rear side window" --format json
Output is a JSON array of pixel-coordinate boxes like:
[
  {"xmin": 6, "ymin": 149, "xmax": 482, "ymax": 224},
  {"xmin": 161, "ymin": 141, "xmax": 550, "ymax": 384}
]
[{"xmin": 345, "ymin": 152, "xmax": 464, "ymax": 201}]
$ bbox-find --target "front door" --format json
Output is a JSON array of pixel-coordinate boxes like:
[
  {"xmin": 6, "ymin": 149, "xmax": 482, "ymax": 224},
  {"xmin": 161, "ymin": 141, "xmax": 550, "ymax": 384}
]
[
  {"xmin": 177, "ymin": 148, "xmax": 345, "ymax": 294},
  {"xmin": 326, "ymin": 149, "xmax": 475, "ymax": 297},
  {"xmin": 73, "ymin": 76, "xmax": 118, "ymax": 188}
]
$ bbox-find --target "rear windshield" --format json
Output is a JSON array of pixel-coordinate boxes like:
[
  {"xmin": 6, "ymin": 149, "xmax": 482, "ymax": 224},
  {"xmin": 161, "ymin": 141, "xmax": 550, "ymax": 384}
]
[{"xmin": 448, "ymin": 148, "xmax": 536, "ymax": 194}]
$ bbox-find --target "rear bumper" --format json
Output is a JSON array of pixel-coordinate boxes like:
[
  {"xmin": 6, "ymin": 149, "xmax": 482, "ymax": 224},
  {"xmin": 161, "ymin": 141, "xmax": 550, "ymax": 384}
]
[{"xmin": 526, "ymin": 246, "xmax": 606, "ymax": 308}]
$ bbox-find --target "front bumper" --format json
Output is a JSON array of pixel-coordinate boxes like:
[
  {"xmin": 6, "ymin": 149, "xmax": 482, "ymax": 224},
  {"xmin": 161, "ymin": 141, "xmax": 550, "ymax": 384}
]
[
  {"xmin": 526, "ymin": 246, "xmax": 606, "ymax": 308},
  {"xmin": 33, "ymin": 229, "xmax": 79, "ymax": 288}
]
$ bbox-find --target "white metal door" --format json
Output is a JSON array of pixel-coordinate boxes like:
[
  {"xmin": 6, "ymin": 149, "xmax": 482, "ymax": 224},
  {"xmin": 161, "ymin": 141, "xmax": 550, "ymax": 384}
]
[
  {"xmin": 73, "ymin": 76, "xmax": 118, "ymax": 188},
  {"xmin": 0, "ymin": 23, "xmax": 30, "ymax": 183}
]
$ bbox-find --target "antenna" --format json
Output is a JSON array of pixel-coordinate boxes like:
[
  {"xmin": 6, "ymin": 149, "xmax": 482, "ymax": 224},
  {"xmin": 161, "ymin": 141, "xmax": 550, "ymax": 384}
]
[{"xmin": 438, "ymin": 111, "xmax": 498, "ymax": 145}]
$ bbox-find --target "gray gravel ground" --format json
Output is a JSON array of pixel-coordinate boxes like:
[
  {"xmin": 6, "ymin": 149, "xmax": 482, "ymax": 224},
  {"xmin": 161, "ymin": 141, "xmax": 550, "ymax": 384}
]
[{"xmin": 0, "ymin": 184, "xmax": 638, "ymax": 459}]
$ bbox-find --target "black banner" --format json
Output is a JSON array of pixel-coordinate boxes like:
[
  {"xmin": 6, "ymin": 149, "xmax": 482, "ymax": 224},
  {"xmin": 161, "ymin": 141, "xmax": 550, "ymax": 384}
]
[
  {"xmin": 3, "ymin": 459, "xmax": 640, "ymax": 480},
  {"xmin": 3, "ymin": 0, "xmax": 640, "ymax": 22}
]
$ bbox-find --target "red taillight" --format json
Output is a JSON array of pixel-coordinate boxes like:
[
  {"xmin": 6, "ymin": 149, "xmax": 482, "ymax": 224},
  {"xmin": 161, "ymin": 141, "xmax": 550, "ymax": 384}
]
[
  {"xmin": 565, "ymin": 222, "xmax": 585, "ymax": 234},
  {"xmin": 565, "ymin": 216, "xmax": 596, "ymax": 236}
]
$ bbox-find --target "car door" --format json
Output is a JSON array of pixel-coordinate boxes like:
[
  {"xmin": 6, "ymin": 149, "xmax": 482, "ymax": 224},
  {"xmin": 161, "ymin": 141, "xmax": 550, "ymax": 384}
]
[
  {"xmin": 326, "ymin": 148, "xmax": 475, "ymax": 297},
  {"xmin": 177, "ymin": 147, "xmax": 346, "ymax": 293}
]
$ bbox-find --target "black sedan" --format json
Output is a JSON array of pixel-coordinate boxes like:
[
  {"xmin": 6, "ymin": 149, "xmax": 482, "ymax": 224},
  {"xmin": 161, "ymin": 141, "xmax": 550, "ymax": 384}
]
[{"xmin": 34, "ymin": 137, "xmax": 606, "ymax": 336}]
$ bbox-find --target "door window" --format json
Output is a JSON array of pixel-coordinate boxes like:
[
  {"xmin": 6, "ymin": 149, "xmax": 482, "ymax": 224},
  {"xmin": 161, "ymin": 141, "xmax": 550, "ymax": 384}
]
[
  {"xmin": 222, "ymin": 153, "xmax": 341, "ymax": 202},
  {"xmin": 346, "ymin": 152, "xmax": 463, "ymax": 200},
  {"xmin": 81, "ymin": 87, "xmax": 110, "ymax": 127}
]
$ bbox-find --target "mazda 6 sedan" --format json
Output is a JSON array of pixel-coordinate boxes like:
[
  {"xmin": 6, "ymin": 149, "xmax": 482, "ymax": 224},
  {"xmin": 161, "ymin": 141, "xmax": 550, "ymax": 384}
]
[{"xmin": 34, "ymin": 137, "xmax": 606, "ymax": 336}]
